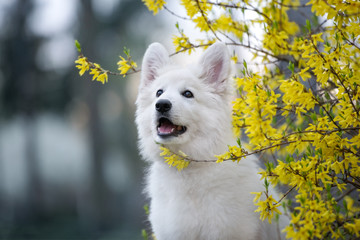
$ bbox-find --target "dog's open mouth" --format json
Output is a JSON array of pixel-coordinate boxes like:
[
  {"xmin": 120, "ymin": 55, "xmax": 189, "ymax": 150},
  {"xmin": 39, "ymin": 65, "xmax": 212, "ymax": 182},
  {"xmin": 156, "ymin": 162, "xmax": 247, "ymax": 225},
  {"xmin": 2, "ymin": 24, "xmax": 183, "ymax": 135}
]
[{"xmin": 157, "ymin": 117, "xmax": 187, "ymax": 137}]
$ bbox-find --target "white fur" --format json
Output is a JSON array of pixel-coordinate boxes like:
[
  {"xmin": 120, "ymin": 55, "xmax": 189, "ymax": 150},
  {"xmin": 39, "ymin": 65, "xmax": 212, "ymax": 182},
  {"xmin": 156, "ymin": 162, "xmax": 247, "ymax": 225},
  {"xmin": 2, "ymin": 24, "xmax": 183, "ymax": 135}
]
[{"xmin": 136, "ymin": 42, "xmax": 288, "ymax": 240}]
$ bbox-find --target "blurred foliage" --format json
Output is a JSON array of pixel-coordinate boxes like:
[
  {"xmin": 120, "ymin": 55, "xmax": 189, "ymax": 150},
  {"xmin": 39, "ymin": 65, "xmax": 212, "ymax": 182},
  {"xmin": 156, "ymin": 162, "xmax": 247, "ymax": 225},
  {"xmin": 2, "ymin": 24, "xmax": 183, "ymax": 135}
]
[{"xmin": 0, "ymin": 0, "xmax": 162, "ymax": 239}]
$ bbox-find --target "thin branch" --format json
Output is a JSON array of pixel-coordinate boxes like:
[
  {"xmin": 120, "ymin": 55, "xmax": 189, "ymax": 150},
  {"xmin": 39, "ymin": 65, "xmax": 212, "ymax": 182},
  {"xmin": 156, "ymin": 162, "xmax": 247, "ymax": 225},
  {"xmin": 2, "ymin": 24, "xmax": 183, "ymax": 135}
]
[
  {"xmin": 267, "ymin": 127, "xmax": 360, "ymax": 142},
  {"xmin": 77, "ymin": 52, "xmax": 140, "ymax": 78},
  {"xmin": 108, "ymin": 68, "xmax": 141, "ymax": 76},
  {"xmin": 277, "ymin": 185, "xmax": 297, "ymax": 204},
  {"xmin": 335, "ymin": 187, "xmax": 357, "ymax": 202},
  {"xmin": 338, "ymin": 27, "xmax": 360, "ymax": 51},
  {"xmin": 169, "ymin": 140, "xmax": 307, "ymax": 163},
  {"xmin": 206, "ymin": 1, "xmax": 273, "ymax": 23},
  {"xmin": 342, "ymin": 178, "xmax": 360, "ymax": 189},
  {"xmin": 195, "ymin": 0, "xmax": 221, "ymax": 41},
  {"xmin": 273, "ymin": 1, "xmax": 310, "ymax": 8},
  {"xmin": 163, "ymin": 5, "xmax": 190, "ymax": 20},
  {"xmin": 310, "ymin": 37, "xmax": 360, "ymax": 119},
  {"xmin": 226, "ymin": 42, "xmax": 293, "ymax": 62},
  {"xmin": 169, "ymin": 43, "xmax": 212, "ymax": 57}
]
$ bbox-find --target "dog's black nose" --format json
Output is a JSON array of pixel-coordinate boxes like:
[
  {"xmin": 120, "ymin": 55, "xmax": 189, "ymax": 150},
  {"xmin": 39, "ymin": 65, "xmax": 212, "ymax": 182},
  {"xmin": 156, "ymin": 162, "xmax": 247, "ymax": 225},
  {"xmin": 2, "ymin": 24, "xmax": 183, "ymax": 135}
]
[{"xmin": 156, "ymin": 99, "xmax": 172, "ymax": 113}]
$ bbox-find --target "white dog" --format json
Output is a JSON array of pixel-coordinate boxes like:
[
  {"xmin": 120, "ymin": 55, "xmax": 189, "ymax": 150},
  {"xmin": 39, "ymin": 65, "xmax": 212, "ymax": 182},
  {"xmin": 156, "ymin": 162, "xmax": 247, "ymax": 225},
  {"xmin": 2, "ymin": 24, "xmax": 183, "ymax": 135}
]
[{"xmin": 135, "ymin": 42, "xmax": 288, "ymax": 240}]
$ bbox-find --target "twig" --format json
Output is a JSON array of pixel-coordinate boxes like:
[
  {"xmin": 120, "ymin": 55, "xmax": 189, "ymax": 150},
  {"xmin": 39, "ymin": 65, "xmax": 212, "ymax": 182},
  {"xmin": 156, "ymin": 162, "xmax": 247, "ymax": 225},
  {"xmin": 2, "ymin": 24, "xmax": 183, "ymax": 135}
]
[
  {"xmin": 163, "ymin": 5, "xmax": 190, "ymax": 20},
  {"xmin": 277, "ymin": 185, "xmax": 297, "ymax": 204},
  {"xmin": 310, "ymin": 37, "xmax": 360, "ymax": 119},
  {"xmin": 195, "ymin": 0, "xmax": 221, "ymax": 41},
  {"xmin": 170, "ymin": 140, "xmax": 302, "ymax": 163},
  {"xmin": 169, "ymin": 43, "xmax": 212, "ymax": 57},
  {"xmin": 206, "ymin": 1, "xmax": 273, "ymax": 23},
  {"xmin": 335, "ymin": 187, "xmax": 356, "ymax": 202},
  {"xmin": 273, "ymin": 1, "xmax": 310, "ymax": 8}
]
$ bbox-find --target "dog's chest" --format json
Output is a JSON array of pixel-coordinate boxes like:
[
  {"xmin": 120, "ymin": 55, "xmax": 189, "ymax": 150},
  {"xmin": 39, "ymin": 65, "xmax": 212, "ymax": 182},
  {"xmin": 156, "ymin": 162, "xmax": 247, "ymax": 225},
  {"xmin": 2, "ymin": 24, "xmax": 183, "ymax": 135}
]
[{"xmin": 147, "ymin": 162, "xmax": 262, "ymax": 240}]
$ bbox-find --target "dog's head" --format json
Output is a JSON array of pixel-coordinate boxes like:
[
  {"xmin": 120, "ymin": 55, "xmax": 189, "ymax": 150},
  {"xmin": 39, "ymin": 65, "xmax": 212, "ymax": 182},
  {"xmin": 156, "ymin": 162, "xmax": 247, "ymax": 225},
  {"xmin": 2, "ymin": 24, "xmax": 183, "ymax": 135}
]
[{"xmin": 136, "ymin": 42, "xmax": 232, "ymax": 160}]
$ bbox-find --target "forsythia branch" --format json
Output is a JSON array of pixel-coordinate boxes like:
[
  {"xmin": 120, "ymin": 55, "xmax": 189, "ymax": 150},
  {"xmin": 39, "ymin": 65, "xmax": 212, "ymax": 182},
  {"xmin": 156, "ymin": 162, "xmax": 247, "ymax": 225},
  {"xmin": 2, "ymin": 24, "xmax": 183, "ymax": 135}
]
[{"xmin": 74, "ymin": 41, "xmax": 139, "ymax": 83}]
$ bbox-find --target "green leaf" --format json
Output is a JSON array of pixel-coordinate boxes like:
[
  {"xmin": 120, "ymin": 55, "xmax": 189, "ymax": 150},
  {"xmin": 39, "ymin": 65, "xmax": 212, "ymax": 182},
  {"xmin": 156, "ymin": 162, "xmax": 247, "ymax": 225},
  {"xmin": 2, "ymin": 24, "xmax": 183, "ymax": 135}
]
[
  {"xmin": 306, "ymin": 19, "xmax": 311, "ymax": 33},
  {"xmin": 123, "ymin": 47, "xmax": 129, "ymax": 56},
  {"xmin": 325, "ymin": 92, "xmax": 331, "ymax": 100},
  {"xmin": 343, "ymin": 199, "xmax": 348, "ymax": 214},
  {"xmin": 75, "ymin": 40, "xmax": 82, "ymax": 53},
  {"xmin": 236, "ymin": 138, "xmax": 242, "ymax": 148},
  {"xmin": 334, "ymin": 205, "xmax": 340, "ymax": 214},
  {"xmin": 264, "ymin": 178, "xmax": 269, "ymax": 191},
  {"xmin": 311, "ymin": 14, "xmax": 319, "ymax": 27},
  {"xmin": 272, "ymin": 20, "xmax": 279, "ymax": 30},
  {"xmin": 310, "ymin": 112, "xmax": 318, "ymax": 122},
  {"xmin": 285, "ymin": 155, "xmax": 294, "ymax": 163},
  {"xmin": 288, "ymin": 61, "xmax": 295, "ymax": 74},
  {"xmin": 267, "ymin": 90, "xmax": 272, "ymax": 98},
  {"xmin": 272, "ymin": 116, "xmax": 277, "ymax": 125},
  {"xmin": 143, "ymin": 204, "xmax": 150, "ymax": 215},
  {"xmin": 241, "ymin": 69, "xmax": 246, "ymax": 76},
  {"xmin": 243, "ymin": 59, "xmax": 247, "ymax": 70},
  {"xmin": 275, "ymin": 213, "xmax": 279, "ymax": 223},
  {"xmin": 142, "ymin": 229, "xmax": 149, "ymax": 240}
]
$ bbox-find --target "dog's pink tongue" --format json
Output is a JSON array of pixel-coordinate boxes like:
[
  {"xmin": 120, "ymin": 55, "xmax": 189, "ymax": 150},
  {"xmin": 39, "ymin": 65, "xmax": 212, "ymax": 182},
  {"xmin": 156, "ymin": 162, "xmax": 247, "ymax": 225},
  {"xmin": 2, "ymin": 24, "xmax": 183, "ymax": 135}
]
[{"xmin": 159, "ymin": 122, "xmax": 174, "ymax": 134}]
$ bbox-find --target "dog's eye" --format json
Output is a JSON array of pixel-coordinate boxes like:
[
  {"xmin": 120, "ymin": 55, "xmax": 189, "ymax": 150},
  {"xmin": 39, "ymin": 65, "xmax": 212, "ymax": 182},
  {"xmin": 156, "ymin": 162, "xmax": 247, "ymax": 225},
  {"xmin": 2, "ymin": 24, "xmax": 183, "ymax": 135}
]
[
  {"xmin": 156, "ymin": 89, "xmax": 163, "ymax": 97},
  {"xmin": 182, "ymin": 90, "xmax": 194, "ymax": 98}
]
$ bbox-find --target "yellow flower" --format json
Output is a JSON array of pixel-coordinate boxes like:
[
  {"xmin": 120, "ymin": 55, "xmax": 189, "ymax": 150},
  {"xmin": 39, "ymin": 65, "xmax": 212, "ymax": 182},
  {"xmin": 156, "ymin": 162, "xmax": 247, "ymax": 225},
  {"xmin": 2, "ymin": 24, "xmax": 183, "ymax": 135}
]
[
  {"xmin": 180, "ymin": 0, "xmax": 211, "ymax": 19},
  {"xmin": 253, "ymin": 194, "xmax": 282, "ymax": 223},
  {"xmin": 215, "ymin": 145, "xmax": 246, "ymax": 163},
  {"xmin": 160, "ymin": 146, "xmax": 190, "ymax": 171},
  {"xmin": 87, "ymin": 63, "xmax": 108, "ymax": 84},
  {"xmin": 75, "ymin": 56, "xmax": 90, "ymax": 76},
  {"xmin": 89, "ymin": 63, "xmax": 101, "ymax": 80},
  {"xmin": 297, "ymin": 67, "xmax": 311, "ymax": 81},
  {"xmin": 117, "ymin": 56, "xmax": 137, "ymax": 77},
  {"xmin": 193, "ymin": 16, "xmax": 210, "ymax": 32},
  {"xmin": 231, "ymin": 54, "xmax": 238, "ymax": 64},
  {"xmin": 251, "ymin": 191, "xmax": 263, "ymax": 203},
  {"xmin": 213, "ymin": 14, "xmax": 245, "ymax": 39},
  {"xmin": 172, "ymin": 34, "xmax": 193, "ymax": 54},
  {"xmin": 344, "ymin": 219, "xmax": 360, "ymax": 237},
  {"xmin": 96, "ymin": 72, "xmax": 108, "ymax": 84},
  {"xmin": 142, "ymin": 0, "xmax": 166, "ymax": 15}
]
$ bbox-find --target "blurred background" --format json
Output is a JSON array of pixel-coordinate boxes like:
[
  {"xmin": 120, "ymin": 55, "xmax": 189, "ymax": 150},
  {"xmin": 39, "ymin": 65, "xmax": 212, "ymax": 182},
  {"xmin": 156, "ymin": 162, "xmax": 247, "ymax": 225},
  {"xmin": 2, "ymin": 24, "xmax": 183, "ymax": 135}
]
[{"xmin": 0, "ymin": 0, "xmax": 185, "ymax": 239}]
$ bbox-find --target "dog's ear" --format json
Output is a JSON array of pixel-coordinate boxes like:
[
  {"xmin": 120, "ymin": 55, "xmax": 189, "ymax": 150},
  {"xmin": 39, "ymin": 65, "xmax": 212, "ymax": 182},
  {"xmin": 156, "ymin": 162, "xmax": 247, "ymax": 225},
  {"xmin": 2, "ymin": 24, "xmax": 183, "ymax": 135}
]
[
  {"xmin": 141, "ymin": 42, "xmax": 170, "ymax": 87},
  {"xmin": 198, "ymin": 42, "xmax": 230, "ymax": 91}
]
